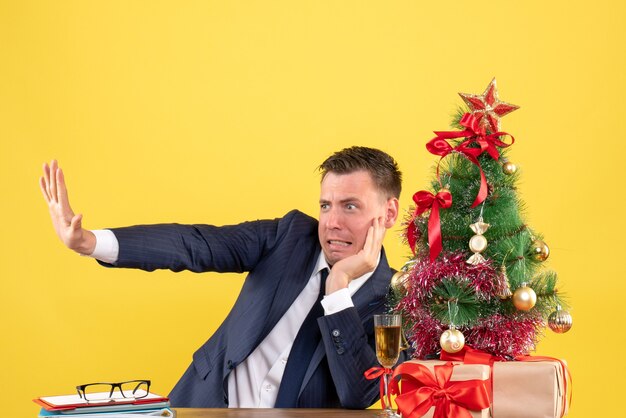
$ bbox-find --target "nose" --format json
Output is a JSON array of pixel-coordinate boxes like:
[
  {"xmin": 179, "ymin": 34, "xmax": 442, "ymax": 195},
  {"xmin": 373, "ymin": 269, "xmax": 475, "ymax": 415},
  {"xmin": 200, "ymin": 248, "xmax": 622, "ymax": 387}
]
[{"xmin": 324, "ymin": 207, "xmax": 342, "ymax": 230}]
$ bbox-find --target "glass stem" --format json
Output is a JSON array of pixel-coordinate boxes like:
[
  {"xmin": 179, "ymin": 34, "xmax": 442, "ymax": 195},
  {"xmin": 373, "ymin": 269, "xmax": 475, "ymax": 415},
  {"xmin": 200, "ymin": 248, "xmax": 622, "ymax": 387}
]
[{"xmin": 383, "ymin": 371, "xmax": 392, "ymax": 411}]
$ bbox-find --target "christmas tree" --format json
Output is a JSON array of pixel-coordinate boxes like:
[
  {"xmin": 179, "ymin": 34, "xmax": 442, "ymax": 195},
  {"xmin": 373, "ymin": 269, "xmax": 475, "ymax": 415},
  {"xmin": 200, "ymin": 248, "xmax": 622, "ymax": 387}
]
[{"xmin": 394, "ymin": 79, "xmax": 573, "ymax": 360}]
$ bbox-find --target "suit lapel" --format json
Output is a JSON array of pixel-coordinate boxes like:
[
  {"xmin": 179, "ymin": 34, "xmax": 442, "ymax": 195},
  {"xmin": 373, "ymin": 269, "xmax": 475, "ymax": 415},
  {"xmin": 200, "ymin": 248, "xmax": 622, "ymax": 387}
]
[{"xmin": 254, "ymin": 239, "xmax": 322, "ymax": 349}]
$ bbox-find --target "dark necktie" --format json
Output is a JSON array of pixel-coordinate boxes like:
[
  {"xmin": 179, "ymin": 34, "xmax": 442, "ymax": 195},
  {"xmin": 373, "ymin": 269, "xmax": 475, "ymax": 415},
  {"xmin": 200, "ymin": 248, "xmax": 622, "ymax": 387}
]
[{"xmin": 274, "ymin": 268, "xmax": 329, "ymax": 407}]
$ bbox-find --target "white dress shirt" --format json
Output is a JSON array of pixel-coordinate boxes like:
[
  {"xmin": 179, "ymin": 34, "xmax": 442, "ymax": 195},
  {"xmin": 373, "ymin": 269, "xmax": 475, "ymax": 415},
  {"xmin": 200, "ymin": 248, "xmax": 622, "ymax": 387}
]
[{"xmin": 89, "ymin": 229, "xmax": 377, "ymax": 407}]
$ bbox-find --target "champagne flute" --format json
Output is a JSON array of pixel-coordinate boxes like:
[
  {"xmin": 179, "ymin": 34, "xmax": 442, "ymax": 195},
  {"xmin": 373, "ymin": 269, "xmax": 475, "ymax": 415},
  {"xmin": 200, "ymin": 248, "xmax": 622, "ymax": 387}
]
[{"xmin": 374, "ymin": 314, "xmax": 402, "ymax": 417}]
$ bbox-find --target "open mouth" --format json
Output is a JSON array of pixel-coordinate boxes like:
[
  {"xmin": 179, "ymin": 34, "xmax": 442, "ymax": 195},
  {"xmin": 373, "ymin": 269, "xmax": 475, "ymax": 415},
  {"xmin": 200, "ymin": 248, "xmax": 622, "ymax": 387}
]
[{"xmin": 328, "ymin": 240, "xmax": 352, "ymax": 248}]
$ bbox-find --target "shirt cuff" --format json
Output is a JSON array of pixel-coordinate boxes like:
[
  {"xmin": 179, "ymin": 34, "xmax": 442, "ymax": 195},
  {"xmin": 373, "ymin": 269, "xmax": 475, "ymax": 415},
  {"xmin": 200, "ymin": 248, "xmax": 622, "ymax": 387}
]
[
  {"xmin": 88, "ymin": 229, "xmax": 119, "ymax": 264},
  {"xmin": 321, "ymin": 288, "xmax": 354, "ymax": 315}
]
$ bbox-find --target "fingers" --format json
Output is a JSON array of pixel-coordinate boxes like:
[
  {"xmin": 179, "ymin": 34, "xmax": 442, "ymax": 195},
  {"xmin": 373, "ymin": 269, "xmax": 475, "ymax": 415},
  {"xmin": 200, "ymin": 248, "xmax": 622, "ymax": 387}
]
[
  {"xmin": 363, "ymin": 225, "xmax": 375, "ymax": 255},
  {"xmin": 349, "ymin": 218, "xmax": 384, "ymax": 276},
  {"xmin": 41, "ymin": 162, "xmax": 52, "ymax": 202},
  {"xmin": 70, "ymin": 214, "xmax": 83, "ymax": 231},
  {"xmin": 41, "ymin": 160, "xmax": 70, "ymax": 207},
  {"xmin": 41, "ymin": 160, "xmax": 60, "ymax": 203},
  {"xmin": 57, "ymin": 167, "xmax": 71, "ymax": 209},
  {"xmin": 362, "ymin": 216, "xmax": 386, "ymax": 258},
  {"xmin": 375, "ymin": 216, "xmax": 386, "ymax": 243},
  {"xmin": 39, "ymin": 175, "xmax": 51, "ymax": 203},
  {"xmin": 374, "ymin": 216, "xmax": 385, "ymax": 238},
  {"xmin": 50, "ymin": 159, "xmax": 58, "ymax": 203}
]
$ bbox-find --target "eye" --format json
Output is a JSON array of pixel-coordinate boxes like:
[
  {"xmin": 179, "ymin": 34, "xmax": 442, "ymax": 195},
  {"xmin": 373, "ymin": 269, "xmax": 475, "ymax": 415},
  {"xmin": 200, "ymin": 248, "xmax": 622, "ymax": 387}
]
[
  {"xmin": 320, "ymin": 203, "xmax": 329, "ymax": 210},
  {"xmin": 346, "ymin": 203, "xmax": 357, "ymax": 210}
]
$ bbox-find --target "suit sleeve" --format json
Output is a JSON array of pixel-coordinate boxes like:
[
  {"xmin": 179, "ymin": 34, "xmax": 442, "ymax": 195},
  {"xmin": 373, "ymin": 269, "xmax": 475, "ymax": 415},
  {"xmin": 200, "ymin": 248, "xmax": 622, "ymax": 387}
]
[
  {"xmin": 99, "ymin": 210, "xmax": 303, "ymax": 273},
  {"xmin": 317, "ymin": 305, "xmax": 411, "ymax": 409},
  {"xmin": 317, "ymin": 307, "xmax": 379, "ymax": 408}
]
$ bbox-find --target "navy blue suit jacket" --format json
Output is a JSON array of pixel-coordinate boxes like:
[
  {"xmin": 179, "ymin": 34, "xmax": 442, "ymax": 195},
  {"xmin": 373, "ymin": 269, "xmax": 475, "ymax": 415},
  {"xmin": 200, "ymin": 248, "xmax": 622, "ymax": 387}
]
[{"xmin": 101, "ymin": 210, "xmax": 398, "ymax": 408}]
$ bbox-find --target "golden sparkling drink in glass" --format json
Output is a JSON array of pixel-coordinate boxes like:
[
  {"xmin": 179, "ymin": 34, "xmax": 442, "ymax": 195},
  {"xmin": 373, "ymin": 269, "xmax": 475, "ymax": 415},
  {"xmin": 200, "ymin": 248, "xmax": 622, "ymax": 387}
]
[
  {"xmin": 373, "ymin": 314, "xmax": 402, "ymax": 417},
  {"xmin": 375, "ymin": 325, "xmax": 401, "ymax": 368}
]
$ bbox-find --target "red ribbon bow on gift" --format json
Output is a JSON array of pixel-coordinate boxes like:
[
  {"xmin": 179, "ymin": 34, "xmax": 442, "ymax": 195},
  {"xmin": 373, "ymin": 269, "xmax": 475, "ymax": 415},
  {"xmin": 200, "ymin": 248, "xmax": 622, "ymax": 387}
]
[
  {"xmin": 440, "ymin": 344, "xmax": 499, "ymax": 366},
  {"xmin": 440, "ymin": 345, "xmax": 498, "ymax": 403},
  {"xmin": 392, "ymin": 362, "xmax": 490, "ymax": 418},
  {"xmin": 408, "ymin": 189, "xmax": 452, "ymax": 261},
  {"xmin": 426, "ymin": 113, "xmax": 515, "ymax": 208},
  {"xmin": 364, "ymin": 366, "xmax": 396, "ymax": 410}
]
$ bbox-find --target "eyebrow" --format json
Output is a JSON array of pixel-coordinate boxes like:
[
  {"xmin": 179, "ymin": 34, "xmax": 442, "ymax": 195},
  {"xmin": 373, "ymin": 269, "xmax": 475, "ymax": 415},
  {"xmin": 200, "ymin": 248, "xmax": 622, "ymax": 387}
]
[{"xmin": 319, "ymin": 197, "xmax": 363, "ymax": 205}]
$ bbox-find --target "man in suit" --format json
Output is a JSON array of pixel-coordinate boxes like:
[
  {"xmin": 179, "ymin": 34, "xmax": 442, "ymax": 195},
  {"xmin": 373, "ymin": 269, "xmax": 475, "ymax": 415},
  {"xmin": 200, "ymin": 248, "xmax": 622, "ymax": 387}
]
[{"xmin": 40, "ymin": 146, "xmax": 404, "ymax": 409}]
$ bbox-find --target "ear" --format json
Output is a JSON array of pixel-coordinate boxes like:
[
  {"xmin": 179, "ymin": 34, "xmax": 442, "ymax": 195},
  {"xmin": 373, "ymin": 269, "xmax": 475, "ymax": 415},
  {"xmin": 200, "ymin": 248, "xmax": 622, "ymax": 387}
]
[{"xmin": 384, "ymin": 198, "xmax": 399, "ymax": 229}]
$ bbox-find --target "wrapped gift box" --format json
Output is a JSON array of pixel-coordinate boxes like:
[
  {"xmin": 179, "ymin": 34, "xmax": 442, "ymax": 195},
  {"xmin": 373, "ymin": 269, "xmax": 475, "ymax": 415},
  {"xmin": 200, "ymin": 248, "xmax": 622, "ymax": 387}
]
[
  {"xmin": 492, "ymin": 359, "xmax": 569, "ymax": 418},
  {"xmin": 395, "ymin": 360, "xmax": 491, "ymax": 418}
]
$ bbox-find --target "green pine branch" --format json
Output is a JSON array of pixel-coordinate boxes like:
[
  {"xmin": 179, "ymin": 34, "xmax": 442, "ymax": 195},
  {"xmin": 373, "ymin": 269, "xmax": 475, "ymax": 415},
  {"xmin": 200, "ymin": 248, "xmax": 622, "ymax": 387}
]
[{"xmin": 428, "ymin": 278, "xmax": 487, "ymax": 327}]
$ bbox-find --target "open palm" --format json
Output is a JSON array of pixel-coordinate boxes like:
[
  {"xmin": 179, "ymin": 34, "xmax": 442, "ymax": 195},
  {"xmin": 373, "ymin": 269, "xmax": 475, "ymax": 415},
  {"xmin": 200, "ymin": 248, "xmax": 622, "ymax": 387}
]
[{"xmin": 39, "ymin": 160, "xmax": 95, "ymax": 254}]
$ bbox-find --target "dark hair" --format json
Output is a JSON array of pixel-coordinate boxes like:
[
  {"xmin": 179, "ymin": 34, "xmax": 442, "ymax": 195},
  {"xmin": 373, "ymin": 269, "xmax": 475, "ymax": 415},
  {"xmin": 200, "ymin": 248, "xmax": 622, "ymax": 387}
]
[{"xmin": 319, "ymin": 146, "xmax": 402, "ymax": 199}]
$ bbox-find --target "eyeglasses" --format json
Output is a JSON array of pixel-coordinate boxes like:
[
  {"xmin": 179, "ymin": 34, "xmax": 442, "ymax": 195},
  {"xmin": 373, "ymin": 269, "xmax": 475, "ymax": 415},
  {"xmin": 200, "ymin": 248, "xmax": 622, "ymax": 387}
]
[{"xmin": 76, "ymin": 380, "xmax": 151, "ymax": 403}]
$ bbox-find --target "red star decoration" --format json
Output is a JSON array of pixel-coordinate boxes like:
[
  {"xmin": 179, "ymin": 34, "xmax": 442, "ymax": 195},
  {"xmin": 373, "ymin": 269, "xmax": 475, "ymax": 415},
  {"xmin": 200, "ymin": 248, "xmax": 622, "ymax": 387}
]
[{"xmin": 458, "ymin": 78, "xmax": 519, "ymax": 133}]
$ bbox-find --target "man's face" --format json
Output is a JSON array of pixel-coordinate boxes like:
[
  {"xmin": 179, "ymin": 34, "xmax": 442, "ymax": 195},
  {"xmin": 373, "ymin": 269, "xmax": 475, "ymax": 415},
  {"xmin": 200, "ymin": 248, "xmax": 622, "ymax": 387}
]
[{"xmin": 318, "ymin": 170, "xmax": 397, "ymax": 266}]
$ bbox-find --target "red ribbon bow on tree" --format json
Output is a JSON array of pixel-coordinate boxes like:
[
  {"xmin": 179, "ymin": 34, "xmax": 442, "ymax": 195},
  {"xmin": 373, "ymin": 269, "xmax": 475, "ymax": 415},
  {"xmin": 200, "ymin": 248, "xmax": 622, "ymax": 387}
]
[
  {"xmin": 408, "ymin": 189, "xmax": 452, "ymax": 261},
  {"xmin": 392, "ymin": 362, "xmax": 490, "ymax": 418},
  {"xmin": 364, "ymin": 366, "xmax": 396, "ymax": 410},
  {"xmin": 426, "ymin": 113, "xmax": 515, "ymax": 208}
]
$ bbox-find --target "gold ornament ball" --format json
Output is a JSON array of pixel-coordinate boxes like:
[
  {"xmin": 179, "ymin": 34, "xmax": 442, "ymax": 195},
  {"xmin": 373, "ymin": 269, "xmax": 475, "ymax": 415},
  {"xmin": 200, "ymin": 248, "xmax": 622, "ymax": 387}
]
[
  {"xmin": 502, "ymin": 161, "xmax": 517, "ymax": 175},
  {"xmin": 548, "ymin": 309, "xmax": 573, "ymax": 333},
  {"xmin": 513, "ymin": 285, "xmax": 537, "ymax": 311},
  {"xmin": 390, "ymin": 272, "xmax": 409, "ymax": 292},
  {"xmin": 469, "ymin": 234, "xmax": 488, "ymax": 253},
  {"xmin": 440, "ymin": 328, "xmax": 465, "ymax": 353},
  {"xmin": 531, "ymin": 240, "xmax": 550, "ymax": 262}
]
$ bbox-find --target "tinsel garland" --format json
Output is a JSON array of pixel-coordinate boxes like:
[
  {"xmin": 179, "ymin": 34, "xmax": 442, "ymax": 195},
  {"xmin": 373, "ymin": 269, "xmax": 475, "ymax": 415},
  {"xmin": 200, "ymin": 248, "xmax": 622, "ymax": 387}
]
[
  {"xmin": 401, "ymin": 252, "xmax": 501, "ymax": 301},
  {"xmin": 466, "ymin": 313, "xmax": 544, "ymax": 359},
  {"xmin": 401, "ymin": 306, "xmax": 446, "ymax": 359},
  {"xmin": 393, "ymin": 251, "xmax": 543, "ymax": 359}
]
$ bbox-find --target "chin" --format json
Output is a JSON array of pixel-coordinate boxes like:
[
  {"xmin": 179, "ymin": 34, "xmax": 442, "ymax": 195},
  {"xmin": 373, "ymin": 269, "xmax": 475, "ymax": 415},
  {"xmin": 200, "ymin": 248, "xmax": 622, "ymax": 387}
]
[{"xmin": 323, "ymin": 250, "xmax": 355, "ymax": 266}]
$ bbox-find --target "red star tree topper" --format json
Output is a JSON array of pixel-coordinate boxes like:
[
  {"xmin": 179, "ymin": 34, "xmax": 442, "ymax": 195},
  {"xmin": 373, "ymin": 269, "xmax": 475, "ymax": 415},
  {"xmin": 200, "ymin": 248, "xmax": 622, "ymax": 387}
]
[{"xmin": 458, "ymin": 77, "xmax": 519, "ymax": 133}]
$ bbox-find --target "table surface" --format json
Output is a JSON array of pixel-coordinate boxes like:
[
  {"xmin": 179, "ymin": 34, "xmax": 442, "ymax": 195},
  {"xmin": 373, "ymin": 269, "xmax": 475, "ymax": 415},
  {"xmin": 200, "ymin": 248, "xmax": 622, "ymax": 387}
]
[{"xmin": 174, "ymin": 409, "xmax": 382, "ymax": 417}]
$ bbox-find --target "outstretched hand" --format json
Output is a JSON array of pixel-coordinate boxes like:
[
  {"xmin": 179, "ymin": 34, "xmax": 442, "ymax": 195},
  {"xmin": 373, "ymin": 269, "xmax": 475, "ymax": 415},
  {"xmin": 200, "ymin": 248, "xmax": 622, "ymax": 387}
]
[
  {"xmin": 325, "ymin": 217, "xmax": 386, "ymax": 294},
  {"xmin": 39, "ymin": 160, "xmax": 96, "ymax": 254}
]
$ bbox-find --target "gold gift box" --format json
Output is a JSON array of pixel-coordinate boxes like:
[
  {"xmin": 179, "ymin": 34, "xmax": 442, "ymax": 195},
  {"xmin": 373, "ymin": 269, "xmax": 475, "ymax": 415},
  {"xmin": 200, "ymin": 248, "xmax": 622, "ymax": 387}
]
[{"xmin": 492, "ymin": 359, "xmax": 569, "ymax": 418}]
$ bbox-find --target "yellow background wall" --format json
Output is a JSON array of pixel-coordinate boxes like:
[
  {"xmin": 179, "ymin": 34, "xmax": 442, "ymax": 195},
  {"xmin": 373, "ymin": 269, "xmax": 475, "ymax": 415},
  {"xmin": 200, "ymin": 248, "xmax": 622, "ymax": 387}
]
[{"xmin": 1, "ymin": 1, "xmax": 624, "ymax": 416}]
